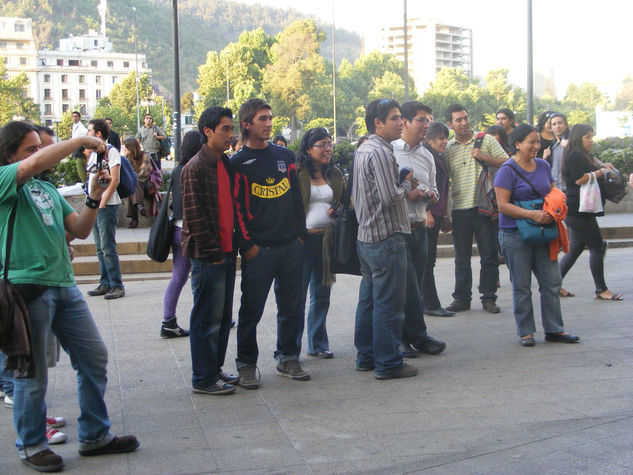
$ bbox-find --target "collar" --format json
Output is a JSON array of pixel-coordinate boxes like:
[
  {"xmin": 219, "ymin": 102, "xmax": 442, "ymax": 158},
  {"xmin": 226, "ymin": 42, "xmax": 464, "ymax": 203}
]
[
  {"xmin": 369, "ymin": 133, "xmax": 394, "ymax": 151},
  {"xmin": 392, "ymin": 138, "xmax": 421, "ymax": 152}
]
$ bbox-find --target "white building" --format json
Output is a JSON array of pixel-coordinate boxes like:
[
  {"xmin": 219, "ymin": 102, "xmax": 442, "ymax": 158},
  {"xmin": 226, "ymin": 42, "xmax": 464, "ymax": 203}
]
[
  {"xmin": 0, "ymin": 16, "xmax": 150, "ymax": 125},
  {"xmin": 371, "ymin": 18, "xmax": 473, "ymax": 94}
]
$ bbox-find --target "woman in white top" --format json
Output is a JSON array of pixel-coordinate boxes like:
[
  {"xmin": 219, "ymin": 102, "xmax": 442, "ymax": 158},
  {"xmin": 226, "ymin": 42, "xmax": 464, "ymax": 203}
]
[{"xmin": 296, "ymin": 128, "xmax": 345, "ymax": 358}]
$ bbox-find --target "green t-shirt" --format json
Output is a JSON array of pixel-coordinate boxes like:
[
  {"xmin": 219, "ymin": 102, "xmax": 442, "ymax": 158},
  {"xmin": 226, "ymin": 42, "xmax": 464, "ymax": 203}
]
[{"xmin": 0, "ymin": 163, "xmax": 76, "ymax": 286}]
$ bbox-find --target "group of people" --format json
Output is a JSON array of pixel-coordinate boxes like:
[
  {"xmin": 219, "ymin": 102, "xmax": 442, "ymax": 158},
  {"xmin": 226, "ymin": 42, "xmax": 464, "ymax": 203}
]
[{"xmin": 0, "ymin": 96, "xmax": 624, "ymax": 472}]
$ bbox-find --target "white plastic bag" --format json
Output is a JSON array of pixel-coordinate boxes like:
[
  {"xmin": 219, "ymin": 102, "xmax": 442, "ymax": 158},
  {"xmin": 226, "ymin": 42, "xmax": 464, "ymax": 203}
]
[{"xmin": 578, "ymin": 172, "xmax": 603, "ymax": 213}]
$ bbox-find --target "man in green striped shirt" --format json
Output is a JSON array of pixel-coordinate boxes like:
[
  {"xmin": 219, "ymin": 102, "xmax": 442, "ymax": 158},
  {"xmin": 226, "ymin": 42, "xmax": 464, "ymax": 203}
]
[{"xmin": 443, "ymin": 104, "xmax": 509, "ymax": 314}]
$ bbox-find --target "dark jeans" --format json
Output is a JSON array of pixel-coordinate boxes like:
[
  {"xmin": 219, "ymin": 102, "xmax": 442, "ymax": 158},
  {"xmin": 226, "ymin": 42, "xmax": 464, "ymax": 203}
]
[
  {"xmin": 451, "ymin": 208, "xmax": 498, "ymax": 302},
  {"xmin": 236, "ymin": 240, "xmax": 303, "ymax": 368},
  {"xmin": 149, "ymin": 152, "xmax": 161, "ymax": 171},
  {"xmin": 559, "ymin": 214, "xmax": 607, "ymax": 293},
  {"xmin": 422, "ymin": 218, "xmax": 442, "ymax": 310},
  {"xmin": 403, "ymin": 227, "xmax": 428, "ymax": 345},
  {"xmin": 92, "ymin": 204, "xmax": 123, "ymax": 290},
  {"xmin": 189, "ymin": 255, "xmax": 236, "ymax": 388}
]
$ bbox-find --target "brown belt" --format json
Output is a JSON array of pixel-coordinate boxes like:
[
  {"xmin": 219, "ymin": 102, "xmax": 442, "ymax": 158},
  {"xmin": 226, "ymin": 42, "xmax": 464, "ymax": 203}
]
[{"xmin": 410, "ymin": 221, "xmax": 426, "ymax": 230}]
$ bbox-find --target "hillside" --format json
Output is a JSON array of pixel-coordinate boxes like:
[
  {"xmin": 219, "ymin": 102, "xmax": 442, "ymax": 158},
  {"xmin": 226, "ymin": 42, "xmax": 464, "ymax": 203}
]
[{"xmin": 0, "ymin": 0, "xmax": 361, "ymax": 100}]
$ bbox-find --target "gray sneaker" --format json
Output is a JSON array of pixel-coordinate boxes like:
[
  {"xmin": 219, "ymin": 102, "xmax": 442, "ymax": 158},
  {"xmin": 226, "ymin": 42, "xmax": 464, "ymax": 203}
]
[
  {"xmin": 238, "ymin": 365, "xmax": 260, "ymax": 389},
  {"xmin": 104, "ymin": 287, "xmax": 125, "ymax": 300},
  {"xmin": 276, "ymin": 360, "xmax": 311, "ymax": 381},
  {"xmin": 192, "ymin": 380, "xmax": 235, "ymax": 396},
  {"xmin": 87, "ymin": 285, "xmax": 110, "ymax": 296}
]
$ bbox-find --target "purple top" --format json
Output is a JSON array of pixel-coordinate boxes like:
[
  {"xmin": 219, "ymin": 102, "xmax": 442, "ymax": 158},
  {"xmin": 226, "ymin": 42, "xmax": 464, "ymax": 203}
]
[{"xmin": 494, "ymin": 158, "xmax": 554, "ymax": 229}]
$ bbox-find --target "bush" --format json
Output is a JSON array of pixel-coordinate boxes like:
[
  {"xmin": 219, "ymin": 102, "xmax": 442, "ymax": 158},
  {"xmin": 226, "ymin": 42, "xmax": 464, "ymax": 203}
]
[
  {"xmin": 593, "ymin": 137, "xmax": 633, "ymax": 175},
  {"xmin": 159, "ymin": 169, "xmax": 172, "ymax": 192},
  {"xmin": 49, "ymin": 157, "xmax": 83, "ymax": 187},
  {"xmin": 332, "ymin": 141, "xmax": 355, "ymax": 175}
]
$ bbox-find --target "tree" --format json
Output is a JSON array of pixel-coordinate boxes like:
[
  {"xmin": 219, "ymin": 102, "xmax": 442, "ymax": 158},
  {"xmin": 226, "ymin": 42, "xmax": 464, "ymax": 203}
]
[
  {"xmin": 563, "ymin": 82, "xmax": 608, "ymax": 125},
  {"xmin": 181, "ymin": 91, "xmax": 195, "ymax": 114},
  {"xmin": 615, "ymin": 76, "xmax": 633, "ymax": 111},
  {"xmin": 483, "ymin": 68, "xmax": 526, "ymax": 125},
  {"xmin": 0, "ymin": 61, "xmax": 40, "ymax": 124}
]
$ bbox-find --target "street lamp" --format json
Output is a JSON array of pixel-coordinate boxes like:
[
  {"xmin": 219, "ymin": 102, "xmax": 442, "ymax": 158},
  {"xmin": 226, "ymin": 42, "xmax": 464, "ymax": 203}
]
[{"xmin": 133, "ymin": 6, "xmax": 140, "ymax": 131}]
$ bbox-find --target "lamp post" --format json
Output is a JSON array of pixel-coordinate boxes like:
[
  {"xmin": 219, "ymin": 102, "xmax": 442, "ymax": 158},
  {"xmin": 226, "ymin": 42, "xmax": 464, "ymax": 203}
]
[
  {"xmin": 172, "ymin": 0, "xmax": 182, "ymax": 161},
  {"xmin": 403, "ymin": 0, "xmax": 409, "ymax": 102},
  {"xmin": 133, "ymin": 6, "xmax": 140, "ymax": 131},
  {"xmin": 526, "ymin": 0, "xmax": 534, "ymax": 125},
  {"xmin": 331, "ymin": 0, "xmax": 336, "ymax": 141}
]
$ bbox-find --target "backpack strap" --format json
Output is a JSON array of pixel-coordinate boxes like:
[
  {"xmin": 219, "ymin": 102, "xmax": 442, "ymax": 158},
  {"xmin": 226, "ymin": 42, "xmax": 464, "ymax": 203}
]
[{"xmin": 2, "ymin": 200, "xmax": 19, "ymax": 281}]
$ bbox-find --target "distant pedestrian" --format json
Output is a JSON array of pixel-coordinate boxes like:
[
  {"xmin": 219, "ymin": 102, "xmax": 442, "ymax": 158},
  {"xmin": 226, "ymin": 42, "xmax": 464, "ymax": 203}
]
[
  {"xmin": 272, "ymin": 135, "xmax": 287, "ymax": 147},
  {"xmin": 495, "ymin": 108, "xmax": 516, "ymax": 136},
  {"xmin": 105, "ymin": 118, "xmax": 121, "ymax": 152},
  {"xmin": 135, "ymin": 114, "xmax": 166, "ymax": 170},
  {"xmin": 70, "ymin": 110, "xmax": 87, "ymax": 138}
]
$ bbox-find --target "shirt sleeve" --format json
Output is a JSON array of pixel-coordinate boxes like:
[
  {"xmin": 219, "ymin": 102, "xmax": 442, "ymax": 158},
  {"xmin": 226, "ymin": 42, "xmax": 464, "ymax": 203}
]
[
  {"xmin": 372, "ymin": 149, "xmax": 410, "ymax": 206},
  {"xmin": 0, "ymin": 163, "xmax": 19, "ymax": 206},
  {"xmin": 565, "ymin": 151, "xmax": 591, "ymax": 182},
  {"xmin": 483, "ymin": 134, "xmax": 509, "ymax": 161},
  {"xmin": 493, "ymin": 164, "xmax": 516, "ymax": 191}
]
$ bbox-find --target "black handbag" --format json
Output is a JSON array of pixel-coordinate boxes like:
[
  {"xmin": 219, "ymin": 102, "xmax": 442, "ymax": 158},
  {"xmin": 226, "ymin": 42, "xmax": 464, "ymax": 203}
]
[
  {"xmin": 602, "ymin": 168, "xmax": 628, "ymax": 204},
  {"xmin": 146, "ymin": 178, "xmax": 174, "ymax": 262},
  {"xmin": 330, "ymin": 169, "xmax": 361, "ymax": 275}
]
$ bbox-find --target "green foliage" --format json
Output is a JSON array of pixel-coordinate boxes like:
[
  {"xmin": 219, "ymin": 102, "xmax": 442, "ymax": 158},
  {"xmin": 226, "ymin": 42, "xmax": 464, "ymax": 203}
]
[
  {"xmin": 49, "ymin": 158, "xmax": 82, "ymax": 186},
  {"xmin": 592, "ymin": 136, "xmax": 633, "ymax": 175},
  {"xmin": 57, "ymin": 109, "xmax": 74, "ymax": 140},
  {"xmin": 615, "ymin": 77, "xmax": 633, "ymax": 111},
  {"xmin": 304, "ymin": 118, "xmax": 334, "ymax": 131},
  {"xmin": 0, "ymin": 61, "xmax": 40, "ymax": 124},
  {"xmin": 271, "ymin": 116, "xmax": 289, "ymax": 137},
  {"xmin": 331, "ymin": 141, "xmax": 355, "ymax": 174}
]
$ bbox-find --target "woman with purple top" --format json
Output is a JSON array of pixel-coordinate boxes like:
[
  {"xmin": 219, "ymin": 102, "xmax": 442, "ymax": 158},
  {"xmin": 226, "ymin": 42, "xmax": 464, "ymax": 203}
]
[
  {"xmin": 159, "ymin": 130, "xmax": 202, "ymax": 338},
  {"xmin": 422, "ymin": 122, "xmax": 455, "ymax": 317},
  {"xmin": 494, "ymin": 124, "xmax": 579, "ymax": 347}
]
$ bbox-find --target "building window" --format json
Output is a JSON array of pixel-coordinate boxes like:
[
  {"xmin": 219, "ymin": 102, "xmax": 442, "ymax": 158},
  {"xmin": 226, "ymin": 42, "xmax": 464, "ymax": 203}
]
[
  {"xmin": 16, "ymin": 42, "xmax": 23, "ymax": 49},
  {"xmin": 61, "ymin": 89, "xmax": 69, "ymax": 99},
  {"xmin": 123, "ymin": 61, "xmax": 129, "ymax": 68},
  {"xmin": 79, "ymin": 75, "xmax": 85, "ymax": 83},
  {"xmin": 142, "ymin": 62, "xmax": 147, "ymax": 69},
  {"xmin": 57, "ymin": 59, "xmax": 63, "ymax": 66},
  {"xmin": 44, "ymin": 104, "xmax": 52, "ymax": 115},
  {"xmin": 61, "ymin": 74, "xmax": 68, "ymax": 83},
  {"xmin": 95, "ymin": 75, "xmax": 101, "ymax": 84},
  {"xmin": 15, "ymin": 23, "xmax": 25, "ymax": 33},
  {"xmin": 62, "ymin": 104, "xmax": 69, "ymax": 113},
  {"xmin": 0, "ymin": 42, "xmax": 6, "ymax": 49},
  {"xmin": 44, "ymin": 74, "xmax": 50, "ymax": 82},
  {"xmin": 107, "ymin": 60, "xmax": 113, "ymax": 68},
  {"xmin": 112, "ymin": 76, "xmax": 118, "ymax": 84},
  {"xmin": 20, "ymin": 57, "xmax": 26, "ymax": 65},
  {"xmin": 79, "ymin": 89, "xmax": 86, "ymax": 100},
  {"xmin": 94, "ymin": 39, "xmax": 98, "ymax": 46},
  {"xmin": 91, "ymin": 60, "xmax": 97, "ymax": 67},
  {"xmin": 69, "ymin": 59, "xmax": 79, "ymax": 66},
  {"xmin": 80, "ymin": 104, "xmax": 86, "ymax": 115},
  {"xmin": 44, "ymin": 88, "xmax": 51, "ymax": 99},
  {"xmin": 96, "ymin": 90, "xmax": 102, "ymax": 99}
]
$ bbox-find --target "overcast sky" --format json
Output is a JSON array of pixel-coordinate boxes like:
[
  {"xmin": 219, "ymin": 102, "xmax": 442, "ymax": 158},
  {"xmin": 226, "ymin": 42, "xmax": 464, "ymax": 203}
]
[{"xmin": 232, "ymin": 0, "xmax": 631, "ymax": 100}]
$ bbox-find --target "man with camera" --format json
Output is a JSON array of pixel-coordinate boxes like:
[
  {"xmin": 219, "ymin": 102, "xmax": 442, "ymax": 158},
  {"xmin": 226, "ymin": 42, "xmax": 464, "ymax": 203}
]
[{"xmin": 392, "ymin": 101, "xmax": 446, "ymax": 358}]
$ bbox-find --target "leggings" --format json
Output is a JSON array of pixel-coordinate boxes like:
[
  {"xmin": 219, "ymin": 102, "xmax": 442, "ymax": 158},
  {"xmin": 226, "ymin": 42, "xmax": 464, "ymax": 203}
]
[
  {"xmin": 163, "ymin": 226, "xmax": 191, "ymax": 321},
  {"xmin": 559, "ymin": 214, "xmax": 607, "ymax": 293}
]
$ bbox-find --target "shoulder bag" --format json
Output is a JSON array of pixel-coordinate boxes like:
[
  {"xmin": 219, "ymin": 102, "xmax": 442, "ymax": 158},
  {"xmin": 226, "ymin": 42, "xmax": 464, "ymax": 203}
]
[
  {"xmin": 147, "ymin": 177, "xmax": 174, "ymax": 262},
  {"xmin": 330, "ymin": 168, "xmax": 361, "ymax": 275}
]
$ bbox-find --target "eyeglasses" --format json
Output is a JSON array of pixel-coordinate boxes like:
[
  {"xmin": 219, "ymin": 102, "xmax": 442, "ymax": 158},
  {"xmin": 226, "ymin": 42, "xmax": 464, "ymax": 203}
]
[
  {"xmin": 312, "ymin": 142, "xmax": 333, "ymax": 150},
  {"xmin": 413, "ymin": 117, "xmax": 430, "ymax": 124}
]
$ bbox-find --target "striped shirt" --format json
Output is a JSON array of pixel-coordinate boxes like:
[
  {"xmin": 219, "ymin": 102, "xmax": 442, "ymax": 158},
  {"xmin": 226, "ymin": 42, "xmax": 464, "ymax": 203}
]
[
  {"xmin": 445, "ymin": 132, "xmax": 508, "ymax": 210},
  {"xmin": 353, "ymin": 134, "xmax": 411, "ymax": 243}
]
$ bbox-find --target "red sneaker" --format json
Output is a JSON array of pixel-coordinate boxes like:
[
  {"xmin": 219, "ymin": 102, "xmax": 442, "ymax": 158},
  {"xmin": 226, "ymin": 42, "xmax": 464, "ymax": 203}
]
[
  {"xmin": 46, "ymin": 416, "xmax": 66, "ymax": 428},
  {"xmin": 46, "ymin": 426, "xmax": 68, "ymax": 445}
]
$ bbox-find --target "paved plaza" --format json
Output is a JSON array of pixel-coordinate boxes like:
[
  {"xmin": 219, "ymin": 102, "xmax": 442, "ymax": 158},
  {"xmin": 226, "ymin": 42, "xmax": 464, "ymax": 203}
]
[{"xmin": 1, "ymin": 244, "xmax": 633, "ymax": 473}]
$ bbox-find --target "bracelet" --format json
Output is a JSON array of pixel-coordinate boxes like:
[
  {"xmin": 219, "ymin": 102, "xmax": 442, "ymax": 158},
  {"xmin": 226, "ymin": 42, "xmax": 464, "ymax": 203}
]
[{"xmin": 85, "ymin": 197, "xmax": 100, "ymax": 209}]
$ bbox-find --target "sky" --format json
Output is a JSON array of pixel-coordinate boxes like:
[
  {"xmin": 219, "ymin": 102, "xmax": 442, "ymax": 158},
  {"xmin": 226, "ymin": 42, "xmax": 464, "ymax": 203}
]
[{"xmin": 233, "ymin": 0, "xmax": 632, "ymax": 101}]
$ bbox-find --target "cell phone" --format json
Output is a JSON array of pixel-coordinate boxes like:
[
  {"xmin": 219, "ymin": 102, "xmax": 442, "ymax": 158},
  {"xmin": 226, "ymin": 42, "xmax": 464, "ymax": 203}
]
[
  {"xmin": 96, "ymin": 151, "xmax": 108, "ymax": 188},
  {"xmin": 399, "ymin": 167, "xmax": 411, "ymax": 183}
]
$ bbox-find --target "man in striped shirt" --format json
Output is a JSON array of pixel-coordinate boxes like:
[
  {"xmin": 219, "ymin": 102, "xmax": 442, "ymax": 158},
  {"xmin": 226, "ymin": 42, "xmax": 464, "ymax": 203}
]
[
  {"xmin": 353, "ymin": 99, "xmax": 418, "ymax": 380},
  {"xmin": 443, "ymin": 104, "xmax": 509, "ymax": 314}
]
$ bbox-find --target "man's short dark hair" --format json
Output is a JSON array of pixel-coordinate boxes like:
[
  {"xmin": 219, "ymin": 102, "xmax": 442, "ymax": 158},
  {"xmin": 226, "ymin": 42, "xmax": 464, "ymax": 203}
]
[
  {"xmin": 445, "ymin": 104, "xmax": 467, "ymax": 124},
  {"xmin": 0, "ymin": 121, "xmax": 38, "ymax": 165},
  {"xmin": 89, "ymin": 119, "xmax": 110, "ymax": 140},
  {"xmin": 365, "ymin": 99, "xmax": 400, "ymax": 134},
  {"xmin": 401, "ymin": 101, "xmax": 433, "ymax": 122},
  {"xmin": 496, "ymin": 108, "xmax": 515, "ymax": 122},
  {"xmin": 198, "ymin": 106, "xmax": 233, "ymax": 139},
  {"xmin": 238, "ymin": 98, "xmax": 271, "ymax": 140},
  {"xmin": 272, "ymin": 135, "xmax": 287, "ymax": 146},
  {"xmin": 105, "ymin": 117, "xmax": 113, "ymax": 123},
  {"xmin": 144, "ymin": 113, "xmax": 152, "ymax": 120},
  {"xmin": 426, "ymin": 122, "xmax": 449, "ymax": 140},
  {"xmin": 36, "ymin": 125, "xmax": 55, "ymax": 137},
  {"xmin": 72, "ymin": 111, "xmax": 81, "ymax": 117}
]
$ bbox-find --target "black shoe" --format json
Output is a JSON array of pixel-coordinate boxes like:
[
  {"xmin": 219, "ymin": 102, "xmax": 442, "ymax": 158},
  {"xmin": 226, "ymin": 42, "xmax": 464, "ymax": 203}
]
[
  {"xmin": 519, "ymin": 336, "xmax": 535, "ymax": 347},
  {"xmin": 425, "ymin": 307, "xmax": 456, "ymax": 317},
  {"xmin": 160, "ymin": 318, "xmax": 190, "ymax": 338},
  {"xmin": 218, "ymin": 370, "xmax": 240, "ymax": 384},
  {"xmin": 545, "ymin": 332, "xmax": 580, "ymax": 343},
  {"xmin": 192, "ymin": 380, "xmax": 236, "ymax": 395},
  {"xmin": 138, "ymin": 205, "xmax": 147, "ymax": 217},
  {"xmin": 482, "ymin": 300, "xmax": 500, "ymax": 314},
  {"xmin": 397, "ymin": 343, "xmax": 419, "ymax": 358},
  {"xmin": 87, "ymin": 285, "xmax": 110, "ymax": 296},
  {"xmin": 307, "ymin": 350, "xmax": 334, "ymax": 359},
  {"xmin": 22, "ymin": 449, "xmax": 64, "ymax": 472},
  {"xmin": 79, "ymin": 435, "xmax": 139, "ymax": 457},
  {"xmin": 446, "ymin": 299, "xmax": 470, "ymax": 312},
  {"xmin": 375, "ymin": 362, "xmax": 418, "ymax": 380},
  {"xmin": 413, "ymin": 336, "xmax": 447, "ymax": 355}
]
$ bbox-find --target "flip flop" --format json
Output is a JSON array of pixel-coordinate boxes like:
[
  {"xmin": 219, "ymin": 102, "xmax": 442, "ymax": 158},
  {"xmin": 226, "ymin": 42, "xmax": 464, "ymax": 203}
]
[
  {"xmin": 560, "ymin": 289, "xmax": 575, "ymax": 297},
  {"xmin": 595, "ymin": 292, "xmax": 623, "ymax": 301}
]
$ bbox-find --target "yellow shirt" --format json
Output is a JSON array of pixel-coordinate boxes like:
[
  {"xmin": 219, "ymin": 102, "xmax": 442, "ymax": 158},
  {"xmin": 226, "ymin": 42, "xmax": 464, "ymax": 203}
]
[{"xmin": 445, "ymin": 132, "xmax": 508, "ymax": 210}]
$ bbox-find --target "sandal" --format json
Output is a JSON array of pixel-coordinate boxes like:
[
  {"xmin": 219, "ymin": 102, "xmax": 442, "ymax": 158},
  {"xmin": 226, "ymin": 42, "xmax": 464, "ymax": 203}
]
[
  {"xmin": 595, "ymin": 290, "xmax": 623, "ymax": 301},
  {"xmin": 560, "ymin": 288, "xmax": 575, "ymax": 297}
]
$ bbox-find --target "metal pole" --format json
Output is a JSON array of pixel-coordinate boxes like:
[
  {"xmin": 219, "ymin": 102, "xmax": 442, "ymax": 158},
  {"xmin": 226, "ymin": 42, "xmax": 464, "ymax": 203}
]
[
  {"xmin": 133, "ymin": 7, "xmax": 140, "ymax": 132},
  {"xmin": 172, "ymin": 0, "xmax": 181, "ymax": 161},
  {"xmin": 331, "ymin": 1, "xmax": 337, "ymax": 141},
  {"xmin": 403, "ymin": 0, "xmax": 409, "ymax": 102},
  {"xmin": 526, "ymin": 0, "xmax": 534, "ymax": 125}
]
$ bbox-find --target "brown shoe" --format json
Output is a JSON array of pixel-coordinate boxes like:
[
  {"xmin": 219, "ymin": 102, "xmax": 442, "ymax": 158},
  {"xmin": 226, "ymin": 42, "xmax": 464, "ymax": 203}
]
[
  {"xmin": 79, "ymin": 435, "xmax": 139, "ymax": 456},
  {"xmin": 375, "ymin": 362, "xmax": 418, "ymax": 380},
  {"xmin": 22, "ymin": 449, "xmax": 64, "ymax": 472},
  {"xmin": 482, "ymin": 300, "xmax": 500, "ymax": 313}
]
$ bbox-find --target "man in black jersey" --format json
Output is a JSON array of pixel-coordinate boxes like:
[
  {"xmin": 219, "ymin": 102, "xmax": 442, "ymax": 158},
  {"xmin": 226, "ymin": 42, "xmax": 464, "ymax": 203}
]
[{"xmin": 230, "ymin": 98, "xmax": 309, "ymax": 389}]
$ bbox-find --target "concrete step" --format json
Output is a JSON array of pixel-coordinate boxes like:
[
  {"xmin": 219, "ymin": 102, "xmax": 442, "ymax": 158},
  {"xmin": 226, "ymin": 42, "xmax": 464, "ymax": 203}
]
[{"xmin": 72, "ymin": 253, "xmax": 172, "ymax": 276}]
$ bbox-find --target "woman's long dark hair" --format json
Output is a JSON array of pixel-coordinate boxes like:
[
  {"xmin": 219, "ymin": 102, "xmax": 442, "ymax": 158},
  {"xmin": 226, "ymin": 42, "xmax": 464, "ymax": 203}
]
[
  {"xmin": 486, "ymin": 125, "xmax": 511, "ymax": 155},
  {"xmin": 123, "ymin": 137, "xmax": 143, "ymax": 171},
  {"xmin": 297, "ymin": 127, "xmax": 333, "ymax": 179},
  {"xmin": 563, "ymin": 123, "xmax": 597, "ymax": 174},
  {"xmin": 180, "ymin": 130, "xmax": 203, "ymax": 165}
]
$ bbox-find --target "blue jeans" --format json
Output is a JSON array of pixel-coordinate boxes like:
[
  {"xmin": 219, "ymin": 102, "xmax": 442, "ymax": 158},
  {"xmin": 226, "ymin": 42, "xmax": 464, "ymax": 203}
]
[
  {"xmin": 355, "ymin": 233, "xmax": 407, "ymax": 377},
  {"xmin": 13, "ymin": 286, "xmax": 113, "ymax": 459},
  {"xmin": 92, "ymin": 205, "xmax": 123, "ymax": 290},
  {"xmin": 0, "ymin": 351, "xmax": 14, "ymax": 396},
  {"xmin": 298, "ymin": 233, "xmax": 331, "ymax": 354},
  {"xmin": 403, "ymin": 227, "xmax": 428, "ymax": 345},
  {"xmin": 189, "ymin": 256, "xmax": 235, "ymax": 388},
  {"xmin": 499, "ymin": 230, "xmax": 565, "ymax": 337},
  {"xmin": 236, "ymin": 240, "xmax": 303, "ymax": 368},
  {"xmin": 451, "ymin": 208, "xmax": 498, "ymax": 302}
]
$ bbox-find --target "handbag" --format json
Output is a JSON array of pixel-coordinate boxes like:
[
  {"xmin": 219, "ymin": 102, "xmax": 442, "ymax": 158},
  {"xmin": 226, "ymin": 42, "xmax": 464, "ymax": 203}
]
[
  {"xmin": 578, "ymin": 172, "xmax": 603, "ymax": 213},
  {"xmin": 0, "ymin": 201, "xmax": 34, "ymax": 377},
  {"xmin": 602, "ymin": 168, "xmax": 628, "ymax": 204},
  {"xmin": 507, "ymin": 162, "xmax": 558, "ymax": 246},
  {"xmin": 330, "ymin": 169, "xmax": 361, "ymax": 275},
  {"xmin": 146, "ymin": 177, "xmax": 174, "ymax": 262},
  {"xmin": 154, "ymin": 126, "xmax": 171, "ymax": 159}
]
